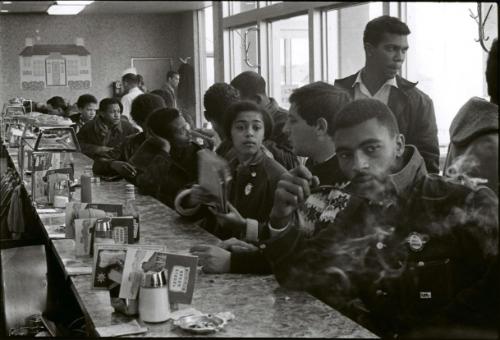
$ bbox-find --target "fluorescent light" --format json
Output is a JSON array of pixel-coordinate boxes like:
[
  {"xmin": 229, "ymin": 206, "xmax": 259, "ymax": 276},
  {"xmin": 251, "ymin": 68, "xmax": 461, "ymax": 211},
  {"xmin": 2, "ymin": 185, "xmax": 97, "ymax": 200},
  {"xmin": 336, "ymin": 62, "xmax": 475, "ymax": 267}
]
[
  {"xmin": 3, "ymin": 1, "xmax": 12, "ymax": 4},
  {"xmin": 56, "ymin": 1, "xmax": 94, "ymax": 5},
  {"xmin": 47, "ymin": 4, "xmax": 85, "ymax": 15},
  {"xmin": 1, "ymin": 9, "xmax": 8, "ymax": 12}
]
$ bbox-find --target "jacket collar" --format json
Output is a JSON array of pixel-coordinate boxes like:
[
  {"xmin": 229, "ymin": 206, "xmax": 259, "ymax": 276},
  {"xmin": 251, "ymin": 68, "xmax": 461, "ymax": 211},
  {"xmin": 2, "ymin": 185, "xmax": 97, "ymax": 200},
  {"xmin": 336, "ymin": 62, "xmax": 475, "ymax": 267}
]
[
  {"xmin": 336, "ymin": 70, "xmax": 418, "ymax": 93},
  {"xmin": 94, "ymin": 114, "xmax": 122, "ymax": 135},
  {"xmin": 387, "ymin": 145, "xmax": 428, "ymax": 199},
  {"xmin": 265, "ymin": 97, "xmax": 282, "ymax": 116}
]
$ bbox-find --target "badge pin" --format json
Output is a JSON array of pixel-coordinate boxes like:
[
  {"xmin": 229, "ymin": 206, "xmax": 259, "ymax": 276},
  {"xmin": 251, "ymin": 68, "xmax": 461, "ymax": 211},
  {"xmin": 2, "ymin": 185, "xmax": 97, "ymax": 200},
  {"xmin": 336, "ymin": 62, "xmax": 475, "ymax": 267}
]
[
  {"xmin": 406, "ymin": 232, "xmax": 428, "ymax": 252},
  {"xmin": 244, "ymin": 183, "xmax": 253, "ymax": 196},
  {"xmin": 419, "ymin": 291, "xmax": 432, "ymax": 299},
  {"xmin": 250, "ymin": 172, "xmax": 257, "ymax": 178}
]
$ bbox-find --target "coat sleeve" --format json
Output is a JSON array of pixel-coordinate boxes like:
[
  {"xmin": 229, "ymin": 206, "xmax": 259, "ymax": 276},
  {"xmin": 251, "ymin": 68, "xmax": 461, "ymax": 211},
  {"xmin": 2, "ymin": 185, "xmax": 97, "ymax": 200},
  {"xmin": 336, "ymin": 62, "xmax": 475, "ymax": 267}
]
[
  {"xmin": 92, "ymin": 144, "xmax": 124, "ymax": 176},
  {"xmin": 411, "ymin": 94, "xmax": 440, "ymax": 174},
  {"xmin": 76, "ymin": 124, "xmax": 108, "ymax": 159}
]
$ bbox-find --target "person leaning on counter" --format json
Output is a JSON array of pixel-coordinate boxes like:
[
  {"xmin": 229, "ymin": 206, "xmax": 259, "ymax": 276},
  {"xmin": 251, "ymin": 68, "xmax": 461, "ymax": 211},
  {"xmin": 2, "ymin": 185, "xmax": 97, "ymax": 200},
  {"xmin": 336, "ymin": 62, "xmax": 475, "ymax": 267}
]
[{"xmin": 76, "ymin": 97, "xmax": 139, "ymax": 160}]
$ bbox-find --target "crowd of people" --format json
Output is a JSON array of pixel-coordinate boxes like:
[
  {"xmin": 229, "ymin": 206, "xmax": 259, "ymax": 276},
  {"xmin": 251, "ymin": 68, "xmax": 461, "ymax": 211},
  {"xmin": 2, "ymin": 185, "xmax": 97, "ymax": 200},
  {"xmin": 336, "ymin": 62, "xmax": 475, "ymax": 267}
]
[{"xmin": 34, "ymin": 15, "xmax": 498, "ymax": 338}]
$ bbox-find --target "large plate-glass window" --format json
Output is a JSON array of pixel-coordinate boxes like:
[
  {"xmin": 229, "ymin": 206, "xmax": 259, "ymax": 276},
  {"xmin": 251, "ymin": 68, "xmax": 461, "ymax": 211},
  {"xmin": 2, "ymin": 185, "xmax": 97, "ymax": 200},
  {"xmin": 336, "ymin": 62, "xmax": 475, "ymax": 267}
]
[
  {"xmin": 205, "ymin": 5, "xmax": 215, "ymax": 90},
  {"xmin": 229, "ymin": 25, "xmax": 260, "ymax": 80},
  {"xmin": 227, "ymin": 1, "xmax": 257, "ymax": 16},
  {"xmin": 325, "ymin": 2, "xmax": 383, "ymax": 82},
  {"xmin": 405, "ymin": 2, "xmax": 497, "ymax": 157},
  {"xmin": 269, "ymin": 15, "xmax": 309, "ymax": 108}
]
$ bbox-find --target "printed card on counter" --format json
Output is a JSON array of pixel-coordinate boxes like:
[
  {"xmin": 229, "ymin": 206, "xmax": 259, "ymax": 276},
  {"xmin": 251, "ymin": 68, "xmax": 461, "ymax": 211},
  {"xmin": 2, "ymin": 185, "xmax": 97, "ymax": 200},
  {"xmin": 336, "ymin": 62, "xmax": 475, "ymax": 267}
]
[
  {"xmin": 164, "ymin": 253, "xmax": 198, "ymax": 304},
  {"xmin": 95, "ymin": 319, "xmax": 147, "ymax": 337},
  {"xmin": 92, "ymin": 244, "xmax": 128, "ymax": 290},
  {"xmin": 65, "ymin": 203, "xmax": 123, "ymax": 239},
  {"xmin": 110, "ymin": 216, "xmax": 134, "ymax": 244},
  {"xmin": 74, "ymin": 218, "xmax": 97, "ymax": 256}
]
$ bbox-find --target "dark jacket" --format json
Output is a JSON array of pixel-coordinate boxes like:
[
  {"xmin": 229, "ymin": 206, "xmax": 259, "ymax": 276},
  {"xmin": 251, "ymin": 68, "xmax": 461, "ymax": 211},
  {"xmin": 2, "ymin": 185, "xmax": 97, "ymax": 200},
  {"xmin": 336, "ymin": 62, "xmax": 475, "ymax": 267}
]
[
  {"xmin": 335, "ymin": 73, "xmax": 440, "ymax": 174},
  {"xmin": 135, "ymin": 142, "xmax": 202, "ymax": 209},
  {"xmin": 444, "ymin": 97, "xmax": 498, "ymax": 195},
  {"xmin": 92, "ymin": 132, "xmax": 146, "ymax": 176},
  {"xmin": 262, "ymin": 146, "xmax": 498, "ymax": 337},
  {"xmin": 76, "ymin": 115, "xmax": 139, "ymax": 159}
]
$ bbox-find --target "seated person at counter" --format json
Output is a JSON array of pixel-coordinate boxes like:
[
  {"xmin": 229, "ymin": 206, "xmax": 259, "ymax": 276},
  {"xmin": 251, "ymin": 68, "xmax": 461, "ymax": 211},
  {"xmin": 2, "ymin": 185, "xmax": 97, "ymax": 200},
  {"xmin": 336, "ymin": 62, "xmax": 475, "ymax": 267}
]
[
  {"xmin": 71, "ymin": 94, "xmax": 98, "ymax": 130},
  {"xmin": 134, "ymin": 108, "xmax": 202, "ymax": 208},
  {"xmin": 46, "ymin": 96, "xmax": 68, "ymax": 116},
  {"xmin": 92, "ymin": 93, "xmax": 166, "ymax": 180},
  {"xmin": 177, "ymin": 101, "xmax": 286, "ymax": 241},
  {"xmin": 76, "ymin": 97, "xmax": 139, "ymax": 160},
  {"xmin": 228, "ymin": 72, "xmax": 298, "ymax": 170},
  {"xmin": 190, "ymin": 82, "xmax": 352, "ymax": 274},
  {"xmin": 444, "ymin": 39, "xmax": 498, "ymax": 195},
  {"xmin": 260, "ymin": 99, "xmax": 498, "ymax": 338},
  {"xmin": 203, "ymin": 82, "xmax": 241, "ymax": 150}
]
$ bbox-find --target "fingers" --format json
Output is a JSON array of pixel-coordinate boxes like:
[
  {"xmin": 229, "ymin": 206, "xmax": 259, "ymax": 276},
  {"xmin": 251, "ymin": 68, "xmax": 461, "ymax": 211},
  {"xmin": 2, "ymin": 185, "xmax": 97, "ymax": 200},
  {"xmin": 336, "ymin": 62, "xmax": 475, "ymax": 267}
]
[
  {"xmin": 189, "ymin": 244, "xmax": 212, "ymax": 253},
  {"xmin": 289, "ymin": 164, "xmax": 313, "ymax": 181},
  {"xmin": 226, "ymin": 202, "xmax": 243, "ymax": 219}
]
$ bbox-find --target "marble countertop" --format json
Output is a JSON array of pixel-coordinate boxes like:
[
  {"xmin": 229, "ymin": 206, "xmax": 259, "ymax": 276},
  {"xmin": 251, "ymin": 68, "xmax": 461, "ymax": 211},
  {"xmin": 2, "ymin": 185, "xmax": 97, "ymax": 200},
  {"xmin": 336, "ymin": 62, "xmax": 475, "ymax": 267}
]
[{"xmin": 5, "ymin": 146, "xmax": 378, "ymax": 338}]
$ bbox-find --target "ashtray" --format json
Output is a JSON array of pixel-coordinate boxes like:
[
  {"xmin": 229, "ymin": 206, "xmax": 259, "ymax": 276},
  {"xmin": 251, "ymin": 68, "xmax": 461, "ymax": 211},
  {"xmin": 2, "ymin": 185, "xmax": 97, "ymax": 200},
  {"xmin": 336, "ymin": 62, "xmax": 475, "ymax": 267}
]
[{"xmin": 174, "ymin": 314, "xmax": 225, "ymax": 334}]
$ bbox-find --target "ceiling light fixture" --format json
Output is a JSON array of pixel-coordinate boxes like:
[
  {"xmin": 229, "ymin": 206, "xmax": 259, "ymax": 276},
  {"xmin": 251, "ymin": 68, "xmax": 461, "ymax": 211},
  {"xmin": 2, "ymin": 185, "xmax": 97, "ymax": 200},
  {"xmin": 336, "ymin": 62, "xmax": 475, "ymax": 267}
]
[
  {"xmin": 3, "ymin": 1, "xmax": 12, "ymax": 4},
  {"xmin": 47, "ymin": 4, "xmax": 85, "ymax": 15},
  {"xmin": 1, "ymin": 9, "xmax": 8, "ymax": 12},
  {"xmin": 56, "ymin": 1, "xmax": 94, "ymax": 5}
]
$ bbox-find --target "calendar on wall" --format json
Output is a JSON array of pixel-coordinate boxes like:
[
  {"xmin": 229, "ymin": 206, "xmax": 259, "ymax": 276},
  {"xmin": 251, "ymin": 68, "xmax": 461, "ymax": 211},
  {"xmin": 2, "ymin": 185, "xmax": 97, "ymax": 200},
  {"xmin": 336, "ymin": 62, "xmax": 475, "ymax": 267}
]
[{"xmin": 19, "ymin": 37, "xmax": 92, "ymax": 90}]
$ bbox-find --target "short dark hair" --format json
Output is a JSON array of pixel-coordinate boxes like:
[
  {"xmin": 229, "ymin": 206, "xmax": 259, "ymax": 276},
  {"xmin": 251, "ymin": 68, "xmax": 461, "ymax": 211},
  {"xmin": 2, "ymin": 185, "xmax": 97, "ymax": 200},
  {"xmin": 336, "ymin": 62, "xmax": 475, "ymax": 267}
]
[
  {"xmin": 131, "ymin": 93, "xmax": 166, "ymax": 126},
  {"xmin": 203, "ymin": 83, "xmax": 240, "ymax": 126},
  {"xmin": 486, "ymin": 38, "xmax": 497, "ymax": 103},
  {"xmin": 230, "ymin": 71, "xmax": 266, "ymax": 98},
  {"xmin": 223, "ymin": 100, "xmax": 273, "ymax": 141},
  {"xmin": 122, "ymin": 73, "xmax": 138, "ymax": 84},
  {"xmin": 166, "ymin": 71, "xmax": 179, "ymax": 80},
  {"xmin": 146, "ymin": 107, "xmax": 182, "ymax": 140},
  {"xmin": 150, "ymin": 89, "xmax": 175, "ymax": 108},
  {"xmin": 76, "ymin": 94, "xmax": 97, "ymax": 109},
  {"xmin": 332, "ymin": 99, "xmax": 399, "ymax": 138},
  {"xmin": 47, "ymin": 96, "xmax": 67, "ymax": 110},
  {"xmin": 99, "ymin": 98, "xmax": 123, "ymax": 114},
  {"xmin": 289, "ymin": 82, "xmax": 352, "ymax": 137},
  {"xmin": 363, "ymin": 15, "xmax": 411, "ymax": 46}
]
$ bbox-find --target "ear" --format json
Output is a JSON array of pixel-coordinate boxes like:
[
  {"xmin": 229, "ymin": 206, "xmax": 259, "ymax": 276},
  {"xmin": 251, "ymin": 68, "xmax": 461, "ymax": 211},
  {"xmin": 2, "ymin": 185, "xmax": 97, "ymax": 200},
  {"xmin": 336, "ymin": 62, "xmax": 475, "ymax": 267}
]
[
  {"xmin": 315, "ymin": 117, "xmax": 328, "ymax": 137},
  {"xmin": 364, "ymin": 42, "xmax": 374, "ymax": 58},
  {"xmin": 395, "ymin": 133, "xmax": 405, "ymax": 157}
]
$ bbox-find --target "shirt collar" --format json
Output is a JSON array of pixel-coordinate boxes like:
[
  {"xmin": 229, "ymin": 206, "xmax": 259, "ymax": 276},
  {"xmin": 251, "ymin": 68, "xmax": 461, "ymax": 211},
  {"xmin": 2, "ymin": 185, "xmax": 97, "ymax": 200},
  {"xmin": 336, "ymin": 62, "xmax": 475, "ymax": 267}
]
[{"xmin": 353, "ymin": 69, "xmax": 398, "ymax": 89}]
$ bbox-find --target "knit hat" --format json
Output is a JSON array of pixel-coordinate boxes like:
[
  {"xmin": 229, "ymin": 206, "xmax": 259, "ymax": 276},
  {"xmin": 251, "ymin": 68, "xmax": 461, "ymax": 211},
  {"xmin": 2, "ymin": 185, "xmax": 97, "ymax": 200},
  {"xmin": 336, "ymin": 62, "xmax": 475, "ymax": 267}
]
[{"xmin": 130, "ymin": 93, "xmax": 166, "ymax": 126}]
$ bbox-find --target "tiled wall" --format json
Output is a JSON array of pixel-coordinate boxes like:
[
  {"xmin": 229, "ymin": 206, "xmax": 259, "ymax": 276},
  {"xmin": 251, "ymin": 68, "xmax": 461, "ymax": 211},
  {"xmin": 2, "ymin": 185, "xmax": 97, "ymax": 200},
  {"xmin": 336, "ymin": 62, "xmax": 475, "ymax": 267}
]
[{"xmin": 0, "ymin": 13, "xmax": 194, "ymax": 106}]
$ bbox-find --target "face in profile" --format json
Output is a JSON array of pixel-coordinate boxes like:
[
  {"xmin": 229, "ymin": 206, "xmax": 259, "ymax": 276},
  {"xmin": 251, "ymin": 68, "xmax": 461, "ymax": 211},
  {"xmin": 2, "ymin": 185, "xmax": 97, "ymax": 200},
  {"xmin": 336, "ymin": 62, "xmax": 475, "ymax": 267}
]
[
  {"xmin": 334, "ymin": 118, "xmax": 404, "ymax": 199},
  {"xmin": 47, "ymin": 104, "xmax": 63, "ymax": 116},
  {"xmin": 80, "ymin": 103, "xmax": 97, "ymax": 122},
  {"xmin": 168, "ymin": 74, "xmax": 180, "ymax": 89},
  {"xmin": 285, "ymin": 103, "xmax": 318, "ymax": 157},
  {"xmin": 367, "ymin": 32, "xmax": 409, "ymax": 80},
  {"xmin": 169, "ymin": 115, "xmax": 190, "ymax": 147},
  {"xmin": 100, "ymin": 103, "xmax": 122, "ymax": 126},
  {"xmin": 231, "ymin": 110, "xmax": 265, "ymax": 161}
]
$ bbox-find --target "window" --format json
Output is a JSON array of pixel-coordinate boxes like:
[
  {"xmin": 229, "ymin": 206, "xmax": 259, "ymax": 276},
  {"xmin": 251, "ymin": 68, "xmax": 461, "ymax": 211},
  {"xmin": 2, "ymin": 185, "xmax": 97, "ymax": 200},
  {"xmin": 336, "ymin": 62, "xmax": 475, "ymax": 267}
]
[
  {"xmin": 80, "ymin": 56, "xmax": 87, "ymax": 67},
  {"xmin": 67, "ymin": 59, "xmax": 78, "ymax": 76},
  {"xmin": 227, "ymin": 1, "xmax": 257, "ymax": 16},
  {"xmin": 269, "ymin": 15, "xmax": 309, "ymax": 108},
  {"xmin": 325, "ymin": 2, "xmax": 383, "ymax": 82},
  {"xmin": 33, "ymin": 60, "xmax": 44, "ymax": 76},
  {"xmin": 205, "ymin": 5, "xmax": 215, "ymax": 90},
  {"xmin": 229, "ymin": 25, "xmax": 259, "ymax": 79},
  {"xmin": 405, "ymin": 2, "xmax": 497, "ymax": 150}
]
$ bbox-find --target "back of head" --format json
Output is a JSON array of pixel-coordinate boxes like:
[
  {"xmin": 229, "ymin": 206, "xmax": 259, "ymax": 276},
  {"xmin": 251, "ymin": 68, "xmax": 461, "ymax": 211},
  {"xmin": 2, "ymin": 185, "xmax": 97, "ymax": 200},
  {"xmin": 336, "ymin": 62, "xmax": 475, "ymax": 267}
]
[
  {"xmin": 363, "ymin": 15, "xmax": 410, "ymax": 46},
  {"xmin": 76, "ymin": 94, "xmax": 97, "ymax": 109},
  {"xmin": 150, "ymin": 89, "xmax": 175, "ymax": 108},
  {"xmin": 289, "ymin": 82, "xmax": 352, "ymax": 136},
  {"xmin": 230, "ymin": 71, "xmax": 266, "ymax": 99},
  {"xmin": 166, "ymin": 70, "xmax": 179, "ymax": 81},
  {"xmin": 223, "ymin": 100, "xmax": 273, "ymax": 141},
  {"xmin": 47, "ymin": 96, "xmax": 67, "ymax": 110},
  {"xmin": 122, "ymin": 73, "xmax": 138, "ymax": 85},
  {"xmin": 99, "ymin": 97, "xmax": 123, "ymax": 114},
  {"xmin": 486, "ymin": 38, "xmax": 498, "ymax": 104},
  {"xmin": 332, "ymin": 98, "xmax": 399, "ymax": 138},
  {"xmin": 131, "ymin": 93, "xmax": 166, "ymax": 126},
  {"xmin": 146, "ymin": 107, "xmax": 181, "ymax": 140},
  {"xmin": 203, "ymin": 82, "xmax": 240, "ymax": 125}
]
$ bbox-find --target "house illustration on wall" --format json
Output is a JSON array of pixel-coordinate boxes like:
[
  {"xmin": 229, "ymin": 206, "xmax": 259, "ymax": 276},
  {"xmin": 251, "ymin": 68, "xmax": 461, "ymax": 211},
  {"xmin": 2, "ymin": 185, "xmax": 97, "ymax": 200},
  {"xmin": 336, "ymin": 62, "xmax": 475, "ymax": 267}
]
[{"xmin": 19, "ymin": 37, "xmax": 91, "ymax": 90}]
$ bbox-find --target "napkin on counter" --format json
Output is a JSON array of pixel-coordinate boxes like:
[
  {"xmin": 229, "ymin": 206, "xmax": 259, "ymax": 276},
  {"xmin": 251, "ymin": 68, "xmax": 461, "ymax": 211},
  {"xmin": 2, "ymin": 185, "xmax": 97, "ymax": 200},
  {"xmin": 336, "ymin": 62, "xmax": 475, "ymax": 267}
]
[{"xmin": 95, "ymin": 319, "xmax": 147, "ymax": 337}]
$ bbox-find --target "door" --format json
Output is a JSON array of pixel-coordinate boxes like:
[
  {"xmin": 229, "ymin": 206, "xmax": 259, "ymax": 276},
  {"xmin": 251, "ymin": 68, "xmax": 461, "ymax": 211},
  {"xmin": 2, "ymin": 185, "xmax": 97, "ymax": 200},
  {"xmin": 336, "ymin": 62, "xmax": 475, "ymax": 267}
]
[
  {"xmin": 46, "ymin": 59, "xmax": 66, "ymax": 86},
  {"xmin": 131, "ymin": 58, "xmax": 173, "ymax": 92}
]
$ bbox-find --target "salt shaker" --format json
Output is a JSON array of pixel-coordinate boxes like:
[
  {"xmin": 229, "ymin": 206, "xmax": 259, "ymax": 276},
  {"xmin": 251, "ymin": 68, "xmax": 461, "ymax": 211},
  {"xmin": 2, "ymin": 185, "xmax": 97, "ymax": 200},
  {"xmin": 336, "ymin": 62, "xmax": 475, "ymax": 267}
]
[{"xmin": 138, "ymin": 270, "xmax": 170, "ymax": 323}]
